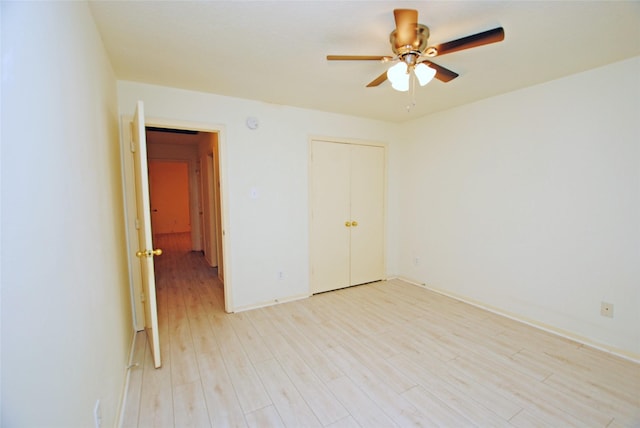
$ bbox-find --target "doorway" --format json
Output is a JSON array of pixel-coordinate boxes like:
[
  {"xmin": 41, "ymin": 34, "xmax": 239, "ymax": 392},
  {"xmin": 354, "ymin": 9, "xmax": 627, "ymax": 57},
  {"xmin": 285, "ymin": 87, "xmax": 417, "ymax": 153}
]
[
  {"xmin": 146, "ymin": 128, "xmax": 223, "ymax": 270},
  {"xmin": 121, "ymin": 115, "xmax": 232, "ymax": 334}
]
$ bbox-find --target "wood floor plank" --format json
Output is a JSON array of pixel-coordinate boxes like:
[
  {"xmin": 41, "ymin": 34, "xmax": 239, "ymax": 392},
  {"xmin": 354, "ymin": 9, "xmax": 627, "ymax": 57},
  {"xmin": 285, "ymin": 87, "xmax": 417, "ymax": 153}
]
[
  {"xmin": 245, "ymin": 405, "xmax": 285, "ymax": 428},
  {"xmin": 168, "ymin": 323, "xmax": 200, "ymax": 387},
  {"xmin": 549, "ymin": 344, "xmax": 640, "ymax": 393},
  {"xmin": 508, "ymin": 408, "xmax": 558, "ymax": 428},
  {"xmin": 275, "ymin": 352, "xmax": 349, "ymax": 426},
  {"xmin": 401, "ymin": 385, "xmax": 476, "ymax": 427},
  {"xmin": 451, "ymin": 352, "xmax": 595, "ymax": 426},
  {"xmin": 381, "ymin": 324, "xmax": 459, "ymax": 362},
  {"xmin": 121, "ymin": 233, "xmax": 640, "ymax": 427},
  {"xmin": 325, "ymin": 343, "xmax": 416, "ymax": 395},
  {"xmin": 190, "ymin": 323, "xmax": 248, "ymax": 426},
  {"xmin": 137, "ymin": 344, "xmax": 174, "ymax": 427},
  {"xmin": 258, "ymin": 328, "xmax": 298, "ymax": 360},
  {"xmin": 324, "ymin": 415, "xmax": 361, "ymax": 428},
  {"xmin": 227, "ymin": 311, "xmax": 274, "ymax": 364},
  {"xmin": 200, "ymin": 373, "xmax": 248, "ymax": 428},
  {"xmin": 172, "ymin": 380, "xmax": 210, "ymax": 428},
  {"xmin": 389, "ymin": 351, "xmax": 523, "ymax": 421},
  {"xmin": 243, "ymin": 306, "xmax": 283, "ymax": 338},
  {"xmin": 543, "ymin": 372, "xmax": 640, "ymax": 426},
  {"xmin": 208, "ymin": 313, "xmax": 272, "ymax": 414},
  {"xmin": 254, "ymin": 358, "xmax": 323, "ymax": 427},
  {"xmin": 325, "ymin": 376, "xmax": 398, "ymax": 427},
  {"xmin": 261, "ymin": 305, "xmax": 345, "ymax": 383}
]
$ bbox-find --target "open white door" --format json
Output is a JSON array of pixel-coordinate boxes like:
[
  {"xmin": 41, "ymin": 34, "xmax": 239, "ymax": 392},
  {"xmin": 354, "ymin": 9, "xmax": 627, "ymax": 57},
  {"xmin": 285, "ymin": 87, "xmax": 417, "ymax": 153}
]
[{"xmin": 132, "ymin": 101, "xmax": 162, "ymax": 368}]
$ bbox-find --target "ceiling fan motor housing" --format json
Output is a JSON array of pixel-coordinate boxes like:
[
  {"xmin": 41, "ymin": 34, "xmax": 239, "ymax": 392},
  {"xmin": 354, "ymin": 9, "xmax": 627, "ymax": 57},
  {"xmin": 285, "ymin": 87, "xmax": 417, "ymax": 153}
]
[{"xmin": 390, "ymin": 24, "xmax": 430, "ymax": 56}]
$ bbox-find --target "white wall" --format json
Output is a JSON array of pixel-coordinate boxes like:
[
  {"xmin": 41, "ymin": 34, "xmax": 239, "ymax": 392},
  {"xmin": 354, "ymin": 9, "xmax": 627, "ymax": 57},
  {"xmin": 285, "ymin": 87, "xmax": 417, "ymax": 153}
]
[
  {"xmin": 397, "ymin": 57, "xmax": 640, "ymax": 357},
  {"xmin": 1, "ymin": 2, "xmax": 132, "ymax": 426},
  {"xmin": 117, "ymin": 82, "xmax": 399, "ymax": 309}
]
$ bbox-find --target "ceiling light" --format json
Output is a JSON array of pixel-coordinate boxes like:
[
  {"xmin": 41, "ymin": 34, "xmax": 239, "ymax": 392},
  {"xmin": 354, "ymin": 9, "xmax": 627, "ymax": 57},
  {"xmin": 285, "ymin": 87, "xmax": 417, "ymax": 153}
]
[
  {"xmin": 387, "ymin": 60, "xmax": 435, "ymax": 92},
  {"xmin": 414, "ymin": 63, "xmax": 436, "ymax": 86},
  {"xmin": 387, "ymin": 62, "xmax": 409, "ymax": 92}
]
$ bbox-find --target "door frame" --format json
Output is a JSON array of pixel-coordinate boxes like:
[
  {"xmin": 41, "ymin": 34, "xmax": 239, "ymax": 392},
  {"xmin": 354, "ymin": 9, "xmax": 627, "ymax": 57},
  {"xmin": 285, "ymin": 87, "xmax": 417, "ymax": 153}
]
[{"xmin": 120, "ymin": 115, "xmax": 233, "ymax": 331}]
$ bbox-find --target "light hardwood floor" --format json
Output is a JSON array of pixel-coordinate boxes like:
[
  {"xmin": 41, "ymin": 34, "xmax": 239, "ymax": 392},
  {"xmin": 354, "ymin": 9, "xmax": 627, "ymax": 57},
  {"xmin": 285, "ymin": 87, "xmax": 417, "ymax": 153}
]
[{"xmin": 121, "ymin": 232, "xmax": 640, "ymax": 427}]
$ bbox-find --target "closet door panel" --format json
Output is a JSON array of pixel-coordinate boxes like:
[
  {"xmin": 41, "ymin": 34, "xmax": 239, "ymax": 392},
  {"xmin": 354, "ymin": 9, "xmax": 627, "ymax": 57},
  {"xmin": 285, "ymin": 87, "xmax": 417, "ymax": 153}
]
[
  {"xmin": 350, "ymin": 144, "xmax": 385, "ymax": 286},
  {"xmin": 310, "ymin": 141, "xmax": 351, "ymax": 293}
]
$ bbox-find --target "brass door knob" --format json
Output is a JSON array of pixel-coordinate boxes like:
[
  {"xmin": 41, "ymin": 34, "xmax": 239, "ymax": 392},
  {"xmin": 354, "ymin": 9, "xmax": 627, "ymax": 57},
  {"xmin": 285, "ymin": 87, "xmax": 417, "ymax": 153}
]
[
  {"xmin": 345, "ymin": 221, "xmax": 352, "ymax": 227},
  {"xmin": 136, "ymin": 249, "xmax": 163, "ymax": 258},
  {"xmin": 351, "ymin": 221, "xmax": 358, "ymax": 227}
]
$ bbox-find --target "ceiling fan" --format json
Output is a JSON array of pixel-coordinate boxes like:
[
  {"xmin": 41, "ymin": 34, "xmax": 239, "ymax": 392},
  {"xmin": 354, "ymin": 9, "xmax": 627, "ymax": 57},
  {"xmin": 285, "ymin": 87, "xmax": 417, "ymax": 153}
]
[{"xmin": 327, "ymin": 9, "xmax": 504, "ymax": 91}]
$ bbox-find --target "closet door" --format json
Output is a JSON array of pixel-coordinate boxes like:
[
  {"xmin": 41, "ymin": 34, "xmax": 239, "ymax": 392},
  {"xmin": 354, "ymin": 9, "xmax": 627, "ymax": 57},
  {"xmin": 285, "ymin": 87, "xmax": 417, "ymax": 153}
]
[
  {"xmin": 350, "ymin": 144, "xmax": 385, "ymax": 286},
  {"xmin": 310, "ymin": 141, "xmax": 351, "ymax": 293},
  {"xmin": 310, "ymin": 140, "xmax": 385, "ymax": 294}
]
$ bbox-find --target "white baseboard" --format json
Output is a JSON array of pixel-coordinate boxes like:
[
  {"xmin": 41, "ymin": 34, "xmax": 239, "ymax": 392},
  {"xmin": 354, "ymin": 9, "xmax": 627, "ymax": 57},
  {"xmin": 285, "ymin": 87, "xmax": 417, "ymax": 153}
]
[
  {"xmin": 232, "ymin": 293, "xmax": 310, "ymax": 313},
  {"xmin": 116, "ymin": 329, "xmax": 139, "ymax": 428}
]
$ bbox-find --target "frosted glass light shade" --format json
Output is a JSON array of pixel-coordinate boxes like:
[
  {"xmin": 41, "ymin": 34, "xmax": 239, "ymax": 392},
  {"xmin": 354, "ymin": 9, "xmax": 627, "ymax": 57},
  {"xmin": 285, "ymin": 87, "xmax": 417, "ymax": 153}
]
[
  {"xmin": 414, "ymin": 63, "xmax": 436, "ymax": 86},
  {"xmin": 387, "ymin": 62, "xmax": 409, "ymax": 92},
  {"xmin": 391, "ymin": 78, "xmax": 410, "ymax": 92}
]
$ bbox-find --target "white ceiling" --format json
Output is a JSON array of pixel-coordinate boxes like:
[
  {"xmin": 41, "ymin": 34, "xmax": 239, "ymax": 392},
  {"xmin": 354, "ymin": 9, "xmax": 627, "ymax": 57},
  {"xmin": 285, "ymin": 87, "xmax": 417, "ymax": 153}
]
[{"xmin": 89, "ymin": 1, "xmax": 640, "ymax": 123}]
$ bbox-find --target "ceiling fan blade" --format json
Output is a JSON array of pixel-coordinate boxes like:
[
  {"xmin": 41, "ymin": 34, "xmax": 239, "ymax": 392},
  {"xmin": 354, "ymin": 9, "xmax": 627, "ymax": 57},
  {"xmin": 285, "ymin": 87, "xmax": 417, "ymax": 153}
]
[
  {"xmin": 393, "ymin": 9, "xmax": 419, "ymax": 47},
  {"xmin": 421, "ymin": 61, "xmax": 459, "ymax": 82},
  {"xmin": 366, "ymin": 71, "xmax": 388, "ymax": 87},
  {"xmin": 327, "ymin": 55, "xmax": 391, "ymax": 61},
  {"xmin": 433, "ymin": 27, "xmax": 504, "ymax": 56}
]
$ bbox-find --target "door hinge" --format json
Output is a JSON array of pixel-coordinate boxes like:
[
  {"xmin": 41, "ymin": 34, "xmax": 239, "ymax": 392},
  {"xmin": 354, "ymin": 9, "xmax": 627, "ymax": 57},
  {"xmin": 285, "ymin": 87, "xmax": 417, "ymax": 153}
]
[
  {"xmin": 135, "ymin": 218, "xmax": 140, "ymax": 230},
  {"xmin": 140, "ymin": 292, "xmax": 145, "ymax": 303},
  {"xmin": 130, "ymin": 140, "xmax": 136, "ymax": 153}
]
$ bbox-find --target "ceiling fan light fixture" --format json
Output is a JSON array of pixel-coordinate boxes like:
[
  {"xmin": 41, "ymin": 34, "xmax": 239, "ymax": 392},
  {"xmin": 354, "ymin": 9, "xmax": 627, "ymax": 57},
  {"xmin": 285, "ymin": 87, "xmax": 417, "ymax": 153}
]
[
  {"xmin": 414, "ymin": 63, "xmax": 436, "ymax": 86},
  {"xmin": 391, "ymin": 78, "xmax": 410, "ymax": 92},
  {"xmin": 327, "ymin": 9, "xmax": 506, "ymax": 93},
  {"xmin": 387, "ymin": 62, "xmax": 410, "ymax": 91}
]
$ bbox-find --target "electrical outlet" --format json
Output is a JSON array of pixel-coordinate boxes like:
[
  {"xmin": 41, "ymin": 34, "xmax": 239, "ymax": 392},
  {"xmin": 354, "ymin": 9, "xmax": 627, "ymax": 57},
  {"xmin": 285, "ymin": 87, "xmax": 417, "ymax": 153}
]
[
  {"xmin": 600, "ymin": 302, "xmax": 614, "ymax": 318},
  {"xmin": 93, "ymin": 399, "xmax": 102, "ymax": 428}
]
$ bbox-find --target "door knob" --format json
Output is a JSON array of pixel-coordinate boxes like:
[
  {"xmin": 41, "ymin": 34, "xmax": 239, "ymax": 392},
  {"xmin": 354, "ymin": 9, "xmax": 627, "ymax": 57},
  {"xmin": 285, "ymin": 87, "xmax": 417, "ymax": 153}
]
[
  {"xmin": 136, "ymin": 249, "xmax": 163, "ymax": 258},
  {"xmin": 345, "ymin": 221, "xmax": 352, "ymax": 227},
  {"xmin": 351, "ymin": 221, "xmax": 358, "ymax": 227}
]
